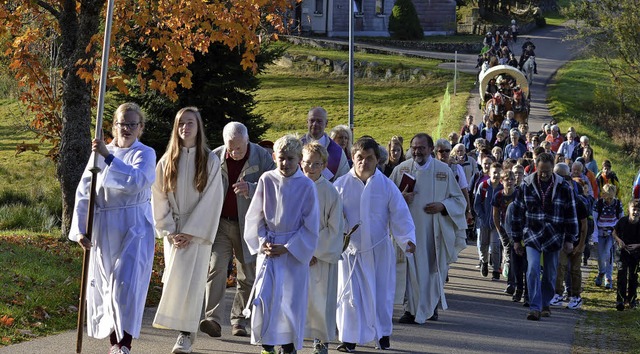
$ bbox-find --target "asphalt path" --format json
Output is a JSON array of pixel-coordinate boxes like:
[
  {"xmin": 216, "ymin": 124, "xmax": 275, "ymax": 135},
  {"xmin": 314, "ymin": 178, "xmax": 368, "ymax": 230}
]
[{"xmin": 0, "ymin": 24, "xmax": 583, "ymax": 354}]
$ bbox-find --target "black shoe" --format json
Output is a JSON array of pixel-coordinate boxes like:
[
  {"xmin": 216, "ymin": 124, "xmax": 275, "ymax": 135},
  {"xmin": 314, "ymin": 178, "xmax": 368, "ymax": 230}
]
[
  {"xmin": 630, "ymin": 300, "xmax": 638, "ymax": 309},
  {"xmin": 491, "ymin": 271, "xmax": 500, "ymax": 281},
  {"xmin": 199, "ymin": 319, "xmax": 222, "ymax": 337},
  {"xmin": 336, "ymin": 342, "xmax": 356, "ymax": 353},
  {"xmin": 504, "ymin": 285, "xmax": 515, "ymax": 295},
  {"xmin": 378, "ymin": 336, "xmax": 390, "ymax": 350},
  {"xmin": 512, "ymin": 289, "xmax": 523, "ymax": 302},
  {"xmin": 398, "ymin": 311, "xmax": 417, "ymax": 324},
  {"xmin": 428, "ymin": 308, "xmax": 438, "ymax": 321},
  {"xmin": 534, "ymin": 70, "xmax": 538, "ymax": 74},
  {"xmin": 616, "ymin": 302, "xmax": 625, "ymax": 311},
  {"xmin": 481, "ymin": 262, "xmax": 489, "ymax": 277}
]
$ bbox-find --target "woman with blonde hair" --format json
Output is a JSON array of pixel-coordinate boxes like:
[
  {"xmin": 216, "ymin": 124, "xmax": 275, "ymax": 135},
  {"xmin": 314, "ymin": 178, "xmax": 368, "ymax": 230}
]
[
  {"xmin": 152, "ymin": 107, "xmax": 224, "ymax": 353},
  {"xmin": 384, "ymin": 135, "xmax": 405, "ymax": 177},
  {"xmin": 330, "ymin": 125, "xmax": 353, "ymax": 167},
  {"xmin": 70, "ymin": 102, "xmax": 156, "ymax": 354}
]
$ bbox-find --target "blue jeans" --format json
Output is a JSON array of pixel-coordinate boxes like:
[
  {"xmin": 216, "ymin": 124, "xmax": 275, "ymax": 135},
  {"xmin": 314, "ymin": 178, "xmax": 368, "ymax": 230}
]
[
  {"xmin": 477, "ymin": 228, "xmax": 501, "ymax": 272},
  {"xmin": 597, "ymin": 235, "xmax": 614, "ymax": 281},
  {"xmin": 526, "ymin": 247, "xmax": 559, "ymax": 311}
]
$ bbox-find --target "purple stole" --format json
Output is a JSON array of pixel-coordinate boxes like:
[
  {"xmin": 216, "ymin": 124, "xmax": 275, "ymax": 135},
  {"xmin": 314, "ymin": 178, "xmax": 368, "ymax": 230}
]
[{"xmin": 325, "ymin": 139, "xmax": 343, "ymax": 176}]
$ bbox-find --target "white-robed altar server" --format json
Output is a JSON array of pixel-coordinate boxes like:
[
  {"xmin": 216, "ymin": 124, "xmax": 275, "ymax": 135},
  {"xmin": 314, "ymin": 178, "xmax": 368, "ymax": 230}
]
[
  {"xmin": 334, "ymin": 137, "xmax": 416, "ymax": 353},
  {"xmin": 151, "ymin": 107, "xmax": 224, "ymax": 354},
  {"xmin": 390, "ymin": 134, "xmax": 467, "ymax": 325},
  {"xmin": 244, "ymin": 134, "xmax": 320, "ymax": 354},
  {"xmin": 301, "ymin": 142, "xmax": 344, "ymax": 353},
  {"xmin": 69, "ymin": 103, "xmax": 156, "ymax": 354}
]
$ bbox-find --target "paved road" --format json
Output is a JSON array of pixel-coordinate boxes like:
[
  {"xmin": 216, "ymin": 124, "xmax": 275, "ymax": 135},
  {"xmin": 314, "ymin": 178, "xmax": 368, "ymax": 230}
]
[
  {"xmin": 0, "ymin": 246, "xmax": 584, "ymax": 354},
  {"xmin": 0, "ymin": 25, "xmax": 582, "ymax": 354}
]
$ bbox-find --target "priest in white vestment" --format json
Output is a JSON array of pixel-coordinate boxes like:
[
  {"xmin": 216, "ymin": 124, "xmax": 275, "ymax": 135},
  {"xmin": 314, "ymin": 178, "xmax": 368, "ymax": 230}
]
[
  {"xmin": 301, "ymin": 142, "xmax": 344, "ymax": 352},
  {"xmin": 334, "ymin": 137, "xmax": 416, "ymax": 352},
  {"xmin": 150, "ymin": 107, "xmax": 225, "ymax": 353},
  {"xmin": 390, "ymin": 133, "xmax": 467, "ymax": 325},
  {"xmin": 244, "ymin": 135, "xmax": 319, "ymax": 354}
]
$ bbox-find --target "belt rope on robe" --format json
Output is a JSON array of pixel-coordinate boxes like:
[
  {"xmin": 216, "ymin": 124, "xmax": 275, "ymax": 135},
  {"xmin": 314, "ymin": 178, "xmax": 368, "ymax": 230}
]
[
  {"xmin": 242, "ymin": 230, "xmax": 296, "ymax": 342},
  {"xmin": 337, "ymin": 232, "xmax": 389, "ymax": 308}
]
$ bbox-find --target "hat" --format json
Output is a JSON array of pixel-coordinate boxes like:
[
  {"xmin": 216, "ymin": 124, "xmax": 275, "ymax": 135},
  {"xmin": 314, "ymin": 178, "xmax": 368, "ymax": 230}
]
[
  {"xmin": 511, "ymin": 20, "xmax": 516, "ymax": 24},
  {"xmin": 504, "ymin": 31, "xmax": 509, "ymax": 35},
  {"xmin": 487, "ymin": 32, "xmax": 492, "ymax": 36}
]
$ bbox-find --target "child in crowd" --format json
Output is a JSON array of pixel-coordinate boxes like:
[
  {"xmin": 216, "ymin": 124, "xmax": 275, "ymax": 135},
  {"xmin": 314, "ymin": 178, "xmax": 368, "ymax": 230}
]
[
  {"xmin": 596, "ymin": 160, "xmax": 621, "ymax": 198},
  {"xmin": 244, "ymin": 135, "xmax": 320, "ymax": 354},
  {"xmin": 301, "ymin": 142, "xmax": 344, "ymax": 354},
  {"xmin": 613, "ymin": 200, "xmax": 640, "ymax": 310},
  {"xmin": 474, "ymin": 162, "xmax": 503, "ymax": 280},
  {"xmin": 593, "ymin": 184, "xmax": 624, "ymax": 289},
  {"xmin": 492, "ymin": 170, "xmax": 517, "ymax": 295},
  {"xmin": 509, "ymin": 165, "xmax": 528, "ymax": 304}
]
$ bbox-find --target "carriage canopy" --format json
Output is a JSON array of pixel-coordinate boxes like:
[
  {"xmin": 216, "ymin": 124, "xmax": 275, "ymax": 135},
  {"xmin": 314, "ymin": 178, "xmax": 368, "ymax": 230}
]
[{"xmin": 479, "ymin": 65, "xmax": 529, "ymax": 98}]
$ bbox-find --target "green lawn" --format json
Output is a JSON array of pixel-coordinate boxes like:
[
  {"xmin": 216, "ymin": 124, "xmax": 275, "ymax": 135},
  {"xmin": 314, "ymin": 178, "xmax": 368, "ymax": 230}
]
[{"xmin": 256, "ymin": 49, "xmax": 474, "ymax": 145}]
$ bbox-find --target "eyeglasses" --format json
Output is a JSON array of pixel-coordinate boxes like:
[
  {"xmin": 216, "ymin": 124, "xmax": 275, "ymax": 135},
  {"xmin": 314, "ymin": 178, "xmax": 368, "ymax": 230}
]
[
  {"xmin": 302, "ymin": 161, "xmax": 323, "ymax": 169},
  {"xmin": 115, "ymin": 122, "xmax": 140, "ymax": 129},
  {"xmin": 437, "ymin": 149, "xmax": 451, "ymax": 154}
]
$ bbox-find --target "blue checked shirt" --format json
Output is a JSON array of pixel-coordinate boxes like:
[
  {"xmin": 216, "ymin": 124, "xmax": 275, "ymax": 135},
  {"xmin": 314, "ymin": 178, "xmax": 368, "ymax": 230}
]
[{"xmin": 510, "ymin": 173, "xmax": 579, "ymax": 252}]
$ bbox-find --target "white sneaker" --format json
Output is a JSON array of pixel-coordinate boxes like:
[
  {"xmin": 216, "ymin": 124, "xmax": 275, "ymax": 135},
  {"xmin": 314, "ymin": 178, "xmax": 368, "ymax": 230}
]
[
  {"xmin": 567, "ymin": 296, "xmax": 583, "ymax": 310},
  {"xmin": 550, "ymin": 294, "xmax": 564, "ymax": 306},
  {"xmin": 119, "ymin": 347, "xmax": 130, "ymax": 354},
  {"xmin": 109, "ymin": 345, "xmax": 120, "ymax": 354},
  {"xmin": 172, "ymin": 333, "xmax": 193, "ymax": 354}
]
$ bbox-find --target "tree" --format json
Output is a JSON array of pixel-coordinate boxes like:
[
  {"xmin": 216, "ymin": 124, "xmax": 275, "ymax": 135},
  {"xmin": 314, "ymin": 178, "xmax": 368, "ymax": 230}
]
[
  {"xmin": 116, "ymin": 42, "xmax": 285, "ymax": 154},
  {"xmin": 388, "ymin": 0, "xmax": 424, "ymax": 40},
  {"xmin": 565, "ymin": 0, "xmax": 640, "ymax": 88},
  {"xmin": 0, "ymin": 0, "xmax": 291, "ymax": 236}
]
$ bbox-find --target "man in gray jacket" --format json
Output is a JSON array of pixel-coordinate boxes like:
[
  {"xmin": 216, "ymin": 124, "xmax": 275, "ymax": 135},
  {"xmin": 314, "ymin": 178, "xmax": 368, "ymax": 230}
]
[{"xmin": 200, "ymin": 122, "xmax": 275, "ymax": 337}]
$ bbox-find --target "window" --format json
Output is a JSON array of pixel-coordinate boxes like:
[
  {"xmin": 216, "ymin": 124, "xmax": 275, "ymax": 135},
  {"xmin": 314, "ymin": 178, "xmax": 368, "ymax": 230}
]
[
  {"xmin": 353, "ymin": 0, "xmax": 363, "ymax": 15},
  {"xmin": 314, "ymin": 0, "xmax": 323, "ymax": 14},
  {"xmin": 375, "ymin": 0, "xmax": 384, "ymax": 15}
]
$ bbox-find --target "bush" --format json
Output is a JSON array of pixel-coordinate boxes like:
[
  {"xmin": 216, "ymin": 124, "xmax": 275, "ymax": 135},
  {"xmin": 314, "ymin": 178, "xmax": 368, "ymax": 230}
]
[{"xmin": 389, "ymin": 0, "xmax": 424, "ymax": 40}]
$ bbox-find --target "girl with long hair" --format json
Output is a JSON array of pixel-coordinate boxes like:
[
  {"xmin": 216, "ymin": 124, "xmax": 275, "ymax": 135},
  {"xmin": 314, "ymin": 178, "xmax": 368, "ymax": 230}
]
[{"xmin": 151, "ymin": 107, "xmax": 224, "ymax": 354}]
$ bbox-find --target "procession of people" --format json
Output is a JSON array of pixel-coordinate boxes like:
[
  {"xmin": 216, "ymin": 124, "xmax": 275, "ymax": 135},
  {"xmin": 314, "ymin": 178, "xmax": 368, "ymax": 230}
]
[{"xmin": 69, "ymin": 102, "xmax": 640, "ymax": 352}]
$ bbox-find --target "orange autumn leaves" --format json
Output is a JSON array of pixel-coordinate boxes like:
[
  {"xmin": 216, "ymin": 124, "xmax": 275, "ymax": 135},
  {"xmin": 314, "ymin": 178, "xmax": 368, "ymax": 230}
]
[{"xmin": 1, "ymin": 0, "xmax": 293, "ymax": 156}]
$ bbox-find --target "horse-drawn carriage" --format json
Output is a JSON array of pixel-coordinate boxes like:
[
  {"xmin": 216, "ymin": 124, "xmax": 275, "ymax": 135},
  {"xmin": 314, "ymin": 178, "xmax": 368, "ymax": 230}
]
[{"xmin": 479, "ymin": 64, "xmax": 530, "ymax": 126}]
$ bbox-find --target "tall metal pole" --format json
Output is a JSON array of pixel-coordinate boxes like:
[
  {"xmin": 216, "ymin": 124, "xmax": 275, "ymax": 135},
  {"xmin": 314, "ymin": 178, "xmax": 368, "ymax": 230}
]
[
  {"xmin": 348, "ymin": 0, "xmax": 355, "ymax": 134},
  {"xmin": 454, "ymin": 51, "xmax": 458, "ymax": 96},
  {"xmin": 76, "ymin": 0, "xmax": 115, "ymax": 352}
]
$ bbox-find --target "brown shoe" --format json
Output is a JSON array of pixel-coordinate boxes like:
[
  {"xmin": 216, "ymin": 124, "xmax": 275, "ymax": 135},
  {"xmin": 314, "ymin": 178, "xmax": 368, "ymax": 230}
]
[
  {"xmin": 231, "ymin": 324, "xmax": 248, "ymax": 337},
  {"xmin": 199, "ymin": 319, "xmax": 222, "ymax": 337},
  {"xmin": 526, "ymin": 310, "xmax": 541, "ymax": 321},
  {"xmin": 541, "ymin": 306, "xmax": 551, "ymax": 317}
]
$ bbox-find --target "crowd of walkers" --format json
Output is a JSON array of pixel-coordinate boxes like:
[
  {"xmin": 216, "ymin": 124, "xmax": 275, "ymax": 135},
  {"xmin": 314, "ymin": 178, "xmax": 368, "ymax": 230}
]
[{"xmin": 69, "ymin": 103, "xmax": 640, "ymax": 354}]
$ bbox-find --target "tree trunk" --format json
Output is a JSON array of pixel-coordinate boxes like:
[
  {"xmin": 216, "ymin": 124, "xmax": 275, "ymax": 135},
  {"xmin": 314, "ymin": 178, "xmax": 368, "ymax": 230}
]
[{"xmin": 57, "ymin": 0, "xmax": 103, "ymax": 237}]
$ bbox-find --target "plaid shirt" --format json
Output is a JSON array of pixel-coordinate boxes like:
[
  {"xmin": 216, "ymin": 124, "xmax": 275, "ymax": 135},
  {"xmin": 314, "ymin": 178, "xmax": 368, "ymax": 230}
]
[{"xmin": 510, "ymin": 172, "xmax": 579, "ymax": 252}]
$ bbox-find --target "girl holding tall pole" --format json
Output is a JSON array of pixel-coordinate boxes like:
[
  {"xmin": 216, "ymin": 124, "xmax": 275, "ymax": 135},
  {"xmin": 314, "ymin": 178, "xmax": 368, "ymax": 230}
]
[{"xmin": 70, "ymin": 103, "xmax": 156, "ymax": 354}]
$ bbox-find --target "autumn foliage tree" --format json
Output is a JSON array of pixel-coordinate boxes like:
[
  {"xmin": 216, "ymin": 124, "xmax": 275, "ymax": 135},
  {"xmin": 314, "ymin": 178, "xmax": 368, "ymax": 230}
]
[{"xmin": 0, "ymin": 0, "xmax": 292, "ymax": 236}]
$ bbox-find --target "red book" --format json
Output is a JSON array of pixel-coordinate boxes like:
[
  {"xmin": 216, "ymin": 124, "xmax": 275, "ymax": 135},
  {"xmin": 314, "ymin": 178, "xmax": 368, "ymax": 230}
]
[{"xmin": 399, "ymin": 172, "xmax": 416, "ymax": 193}]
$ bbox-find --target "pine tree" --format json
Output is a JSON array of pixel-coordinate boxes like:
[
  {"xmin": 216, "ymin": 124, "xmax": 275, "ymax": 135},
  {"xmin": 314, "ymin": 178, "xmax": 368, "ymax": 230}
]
[{"xmin": 389, "ymin": 0, "xmax": 424, "ymax": 40}]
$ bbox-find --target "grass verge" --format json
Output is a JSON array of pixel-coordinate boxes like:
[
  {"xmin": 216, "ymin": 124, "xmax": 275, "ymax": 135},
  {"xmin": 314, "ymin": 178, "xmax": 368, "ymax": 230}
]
[{"xmin": 0, "ymin": 233, "xmax": 164, "ymax": 346}]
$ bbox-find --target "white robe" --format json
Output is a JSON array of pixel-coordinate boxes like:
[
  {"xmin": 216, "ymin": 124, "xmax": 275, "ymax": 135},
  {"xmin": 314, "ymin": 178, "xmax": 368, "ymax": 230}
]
[
  {"xmin": 333, "ymin": 169, "xmax": 416, "ymax": 345},
  {"xmin": 244, "ymin": 169, "xmax": 319, "ymax": 350},
  {"xmin": 69, "ymin": 140, "xmax": 156, "ymax": 340},
  {"xmin": 151, "ymin": 148, "xmax": 224, "ymax": 332},
  {"xmin": 304, "ymin": 176, "xmax": 343, "ymax": 342},
  {"xmin": 389, "ymin": 158, "xmax": 467, "ymax": 324}
]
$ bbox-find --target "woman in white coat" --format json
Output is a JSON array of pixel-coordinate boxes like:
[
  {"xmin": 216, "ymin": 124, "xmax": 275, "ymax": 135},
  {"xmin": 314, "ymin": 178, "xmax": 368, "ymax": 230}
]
[
  {"xmin": 151, "ymin": 107, "xmax": 224, "ymax": 354},
  {"xmin": 70, "ymin": 102, "xmax": 156, "ymax": 354}
]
